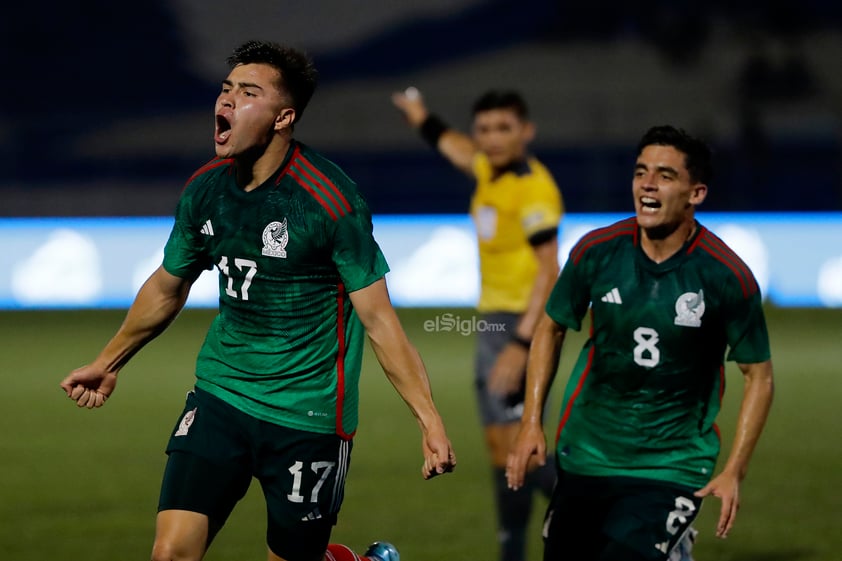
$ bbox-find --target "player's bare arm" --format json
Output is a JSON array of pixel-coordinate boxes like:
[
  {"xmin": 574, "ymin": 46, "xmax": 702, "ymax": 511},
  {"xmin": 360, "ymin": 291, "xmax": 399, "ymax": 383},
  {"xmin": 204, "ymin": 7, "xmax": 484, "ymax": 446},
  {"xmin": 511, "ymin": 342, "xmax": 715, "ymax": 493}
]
[
  {"xmin": 488, "ymin": 235, "xmax": 560, "ymax": 396},
  {"xmin": 695, "ymin": 359, "xmax": 774, "ymax": 538},
  {"xmin": 506, "ymin": 313, "xmax": 566, "ymax": 490},
  {"xmin": 348, "ymin": 278, "xmax": 456, "ymax": 479},
  {"xmin": 391, "ymin": 87, "xmax": 477, "ymax": 177},
  {"xmin": 517, "ymin": 235, "xmax": 561, "ymax": 340},
  {"xmin": 60, "ymin": 266, "xmax": 193, "ymax": 408}
]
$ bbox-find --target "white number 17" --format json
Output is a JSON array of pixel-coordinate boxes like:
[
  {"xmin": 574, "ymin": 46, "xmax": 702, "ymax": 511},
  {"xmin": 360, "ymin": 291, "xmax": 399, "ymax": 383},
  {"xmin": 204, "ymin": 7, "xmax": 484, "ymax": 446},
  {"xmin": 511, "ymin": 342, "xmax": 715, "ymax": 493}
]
[
  {"xmin": 287, "ymin": 461, "xmax": 336, "ymax": 503},
  {"xmin": 218, "ymin": 256, "xmax": 257, "ymax": 300}
]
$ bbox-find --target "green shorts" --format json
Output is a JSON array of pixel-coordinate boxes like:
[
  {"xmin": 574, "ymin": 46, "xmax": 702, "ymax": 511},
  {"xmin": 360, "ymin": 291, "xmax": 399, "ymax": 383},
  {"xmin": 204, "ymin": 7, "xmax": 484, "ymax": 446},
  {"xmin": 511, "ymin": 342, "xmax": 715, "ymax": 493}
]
[
  {"xmin": 158, "ymin": 388, "xmax": 352, "ymax": 560},
  {"xmin": 543, "ymin": 470, "xmax": 702, "ymax": 561}
]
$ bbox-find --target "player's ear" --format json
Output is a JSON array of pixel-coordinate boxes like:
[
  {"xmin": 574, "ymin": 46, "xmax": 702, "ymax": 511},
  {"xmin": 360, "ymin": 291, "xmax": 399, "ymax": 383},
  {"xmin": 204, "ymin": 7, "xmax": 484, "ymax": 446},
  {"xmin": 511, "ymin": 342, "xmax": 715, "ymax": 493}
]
[
  {"xmin": 522, "ymin": 120, "xmax": 536, "ymax": 143},
  {"xmin": 690, "ymin": 182, "xmax": 708, "ymax": 206},
  {"xmin": 274, "ymin": 107, "xmax": 296, "ymax": 132}
]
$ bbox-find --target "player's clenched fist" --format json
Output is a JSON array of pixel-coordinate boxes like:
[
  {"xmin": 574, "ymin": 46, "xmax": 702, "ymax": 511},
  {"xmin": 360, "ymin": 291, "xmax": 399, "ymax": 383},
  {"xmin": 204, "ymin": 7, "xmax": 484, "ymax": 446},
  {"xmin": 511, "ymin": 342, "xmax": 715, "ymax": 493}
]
[{"xmin": 60, "ymin": 365, "xmax": 117, "ymax": 409}]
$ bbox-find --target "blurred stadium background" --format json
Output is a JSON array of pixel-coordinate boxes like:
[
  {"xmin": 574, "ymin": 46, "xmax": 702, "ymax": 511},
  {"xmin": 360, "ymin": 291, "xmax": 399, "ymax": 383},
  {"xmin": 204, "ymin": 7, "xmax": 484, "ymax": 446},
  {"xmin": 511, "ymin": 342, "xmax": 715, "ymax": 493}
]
[
  {"xmin": 1, "ymin": 2, "xmax": 841, "ymax": 560},
  {"xmin": 2, "ymin": 0, "xmax": 841, "ymax": 216}
]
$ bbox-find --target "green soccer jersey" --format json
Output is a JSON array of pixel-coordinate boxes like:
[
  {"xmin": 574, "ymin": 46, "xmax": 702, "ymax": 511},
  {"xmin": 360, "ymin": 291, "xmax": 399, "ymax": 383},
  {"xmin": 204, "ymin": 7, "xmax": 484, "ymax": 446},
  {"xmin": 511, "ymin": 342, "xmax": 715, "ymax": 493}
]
[
  {"xmin": 547, "ymin": 217, "xmax": 771, "ymax": 488},
  {"xmin": 162, "ymin": 141, "xmax": 389, "ymax": 438}
]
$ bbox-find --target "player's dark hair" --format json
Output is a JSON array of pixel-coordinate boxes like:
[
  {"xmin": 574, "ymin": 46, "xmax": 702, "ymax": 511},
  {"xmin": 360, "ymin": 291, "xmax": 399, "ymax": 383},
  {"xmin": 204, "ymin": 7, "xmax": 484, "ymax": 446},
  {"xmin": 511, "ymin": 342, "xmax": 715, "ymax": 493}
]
[
  {"xmin": 472, "ymin": 90, "xmax": 529, "ymax": 120},
  {"xmin": 227, "ymin": 40, "xmax": 318, "ymax": 123},
  {"xmin": 637, "ymin": 125, "xmax": 713, "ymax": 184}
]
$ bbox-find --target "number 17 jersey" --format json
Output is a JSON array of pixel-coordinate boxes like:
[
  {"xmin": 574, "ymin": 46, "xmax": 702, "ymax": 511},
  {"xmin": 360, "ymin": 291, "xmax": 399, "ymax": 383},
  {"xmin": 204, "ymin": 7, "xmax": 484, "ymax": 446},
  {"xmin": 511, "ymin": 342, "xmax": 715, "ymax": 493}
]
[
  {"xmin": 546, "ymin": 218, "xmax": 770, "ymax": 489},
  {"xmin": 162, "ymin": 142, "xmax": 389, "ymax": 438}
]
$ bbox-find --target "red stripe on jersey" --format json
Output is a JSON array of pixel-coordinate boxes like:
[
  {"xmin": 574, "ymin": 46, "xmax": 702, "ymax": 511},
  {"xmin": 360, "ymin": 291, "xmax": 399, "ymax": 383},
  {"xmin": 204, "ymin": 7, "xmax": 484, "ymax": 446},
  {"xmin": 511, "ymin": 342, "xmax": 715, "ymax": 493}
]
[
  {"xmin": 696, "ymin": 233, "xmax": 757, "ymax": 298},
  {"xmin": 570, "ymin": 218, "xmax": 637, "ymax": 265},
  {"xmin": 289, "ymin": 168, "xmax": 339, "ymax": 220},
  {"xmin": 297, "ymin": 155, "xmax": 352, "ymax": 213},
  {"xmin": 334, "ymin": 283, "xmax": 354, "ymax": 440},
  {"xmin": 555, "ymin": 343, "xmax": 595, "ymax": 445},
  {"xmin": 290, "ymin": 160, "xmax": 347, "ymax": 218},
  {"xmin": 712, "ymin": 363, "xmax": 726, "ymax": 442},
  {"xmin": 686, "ymin": 225, "xmax": 706, "ymax": 254},
  {"xmin": 276, "ymin": 144, "xmax": 302, "ymax": 184},
  {"xmin": 700, "ymin": 238, "xmax": 749, "ymax": 297},
  {"xmin": 702, "ymin": 230, "xmax": 758, "ymax": 293},
  {"xmin": 183, "ymin": 157, "xmax": 233, "ymax": 189}
]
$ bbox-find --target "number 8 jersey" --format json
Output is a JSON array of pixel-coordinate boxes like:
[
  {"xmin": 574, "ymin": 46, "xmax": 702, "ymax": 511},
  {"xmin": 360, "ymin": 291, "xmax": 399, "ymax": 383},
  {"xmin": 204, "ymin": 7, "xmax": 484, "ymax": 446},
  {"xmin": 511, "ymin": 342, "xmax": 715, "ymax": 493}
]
[
  {"xmin": 162, "ymin": 142, "xmax": 389, "ymax": 439},
  {"xmin": 546, "ymin": 217, "xmax": 770, "ymax": 489}
]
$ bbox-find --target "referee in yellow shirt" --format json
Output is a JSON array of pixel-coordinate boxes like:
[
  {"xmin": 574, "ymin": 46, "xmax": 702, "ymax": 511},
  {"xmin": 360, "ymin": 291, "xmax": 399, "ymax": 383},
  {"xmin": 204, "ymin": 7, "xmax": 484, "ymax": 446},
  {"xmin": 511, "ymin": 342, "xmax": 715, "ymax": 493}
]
[{"xmin": 393, "ymin": 88, "xmax": 563, "ymax": 561}]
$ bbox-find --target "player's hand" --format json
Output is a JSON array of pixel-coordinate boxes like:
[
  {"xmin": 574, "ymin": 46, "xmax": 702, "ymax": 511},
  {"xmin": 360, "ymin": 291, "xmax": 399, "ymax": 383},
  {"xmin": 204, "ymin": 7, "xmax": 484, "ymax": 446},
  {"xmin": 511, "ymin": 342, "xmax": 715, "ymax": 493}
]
[
  {"xmin": 694, "ymin": 470, "xmax": 741, "ymax": 538},
  {"xmin": 506, "ymin": 422, "xmax": 546, "ymax": 490},
  {"xmin": 60, "ymin": 364, "xmax": 117, "ymax": 409},
  {"xmin": 488, "ymin": 343, "xmax": 528, "ymax": 396},
  {"xmin": 391, "ymin": 86, "xmax": 429, "ymax": 128},
  {"xmin": 421, "ymin": 424, "xmax": 456, "ymax": 480}
]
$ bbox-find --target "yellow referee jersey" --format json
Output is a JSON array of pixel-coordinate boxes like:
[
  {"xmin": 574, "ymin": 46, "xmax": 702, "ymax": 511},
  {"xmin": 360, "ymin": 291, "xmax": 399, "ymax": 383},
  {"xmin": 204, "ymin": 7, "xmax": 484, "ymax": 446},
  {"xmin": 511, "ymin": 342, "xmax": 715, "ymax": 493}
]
[{"xmin": 470, "ymin": 153, "xmax": 563, "ymax": 313}]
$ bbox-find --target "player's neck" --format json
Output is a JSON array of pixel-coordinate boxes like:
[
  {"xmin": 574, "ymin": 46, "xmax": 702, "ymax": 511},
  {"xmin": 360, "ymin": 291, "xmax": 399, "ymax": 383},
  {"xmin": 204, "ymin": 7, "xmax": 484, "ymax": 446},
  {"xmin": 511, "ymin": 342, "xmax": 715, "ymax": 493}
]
[
  {"xmin": 640, "ymin": 220, "xmax": 696, "ymax": 264},
  {"xmin": 235, "ymin": 135, "xmax": 293, "ymax": 192}
]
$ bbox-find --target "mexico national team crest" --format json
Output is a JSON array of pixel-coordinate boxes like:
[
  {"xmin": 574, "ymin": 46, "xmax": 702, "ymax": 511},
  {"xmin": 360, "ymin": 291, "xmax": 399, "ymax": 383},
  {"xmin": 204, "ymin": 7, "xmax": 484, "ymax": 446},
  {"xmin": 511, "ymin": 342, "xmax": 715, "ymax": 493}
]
[
  {"xmin": 674, "ymin": 289, "xmax": 705, "ymax": 327},
  {"xmin": 262, "ymin": 218, "xmax": 289, "ymax": 258}
]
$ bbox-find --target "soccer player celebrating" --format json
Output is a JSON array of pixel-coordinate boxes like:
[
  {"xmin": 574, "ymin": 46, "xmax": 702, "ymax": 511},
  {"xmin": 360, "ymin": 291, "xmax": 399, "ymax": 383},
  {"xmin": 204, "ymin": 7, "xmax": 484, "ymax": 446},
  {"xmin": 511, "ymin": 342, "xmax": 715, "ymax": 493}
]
[
  {"xmin": 60, "ymin": 40, "xmax": 454, "ymax": 561},
  {"xmin": 392, "ymin": 88, "xmax": 562, "ymax": 561},
  {"xmin": 506, "ymin": 125, "xmax": 775, "ymax": 561}
]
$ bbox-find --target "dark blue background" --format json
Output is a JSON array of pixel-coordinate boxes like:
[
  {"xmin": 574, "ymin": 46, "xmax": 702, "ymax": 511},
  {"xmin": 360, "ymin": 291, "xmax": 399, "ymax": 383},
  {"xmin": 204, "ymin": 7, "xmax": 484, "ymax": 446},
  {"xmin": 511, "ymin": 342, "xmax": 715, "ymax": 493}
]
[{"xmin": 2, "ymin": 1, "xmax": 840, "ymax": 215}]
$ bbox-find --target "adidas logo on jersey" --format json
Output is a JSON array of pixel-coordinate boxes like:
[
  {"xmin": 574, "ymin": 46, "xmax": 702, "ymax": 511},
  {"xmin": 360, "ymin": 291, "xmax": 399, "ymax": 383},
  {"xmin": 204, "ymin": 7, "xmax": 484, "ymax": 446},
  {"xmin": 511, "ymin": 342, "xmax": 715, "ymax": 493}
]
[
  {"xmin": 601, "ymin": 287, "xmax": 623, "ymax": 304},
  {"xmin": 200, "ymin": 220, "xmax": 214, "ymax": 236}
]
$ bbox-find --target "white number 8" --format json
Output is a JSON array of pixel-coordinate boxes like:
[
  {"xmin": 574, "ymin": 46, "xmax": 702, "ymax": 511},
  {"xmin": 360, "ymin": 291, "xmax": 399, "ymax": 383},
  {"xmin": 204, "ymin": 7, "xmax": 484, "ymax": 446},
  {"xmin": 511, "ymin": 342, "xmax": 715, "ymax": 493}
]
[{"xmin": 633, "ymin": 326, "xmax": 660, "ymax": 367}]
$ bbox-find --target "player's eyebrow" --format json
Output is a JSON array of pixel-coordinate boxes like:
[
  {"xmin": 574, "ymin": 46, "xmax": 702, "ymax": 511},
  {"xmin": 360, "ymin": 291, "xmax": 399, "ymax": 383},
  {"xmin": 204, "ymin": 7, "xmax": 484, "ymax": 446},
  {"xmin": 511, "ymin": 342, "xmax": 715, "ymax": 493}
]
[
  {"xmin": 655, "ymin": 165, "xmax": 679, "ymax": 177},
  {"xmin": 635, "ymin": 162, "xmax": 679, "ymax": 177},
  {"xmin": 221, "ymin": 79, "xmax": 265, "ymax": 90}
]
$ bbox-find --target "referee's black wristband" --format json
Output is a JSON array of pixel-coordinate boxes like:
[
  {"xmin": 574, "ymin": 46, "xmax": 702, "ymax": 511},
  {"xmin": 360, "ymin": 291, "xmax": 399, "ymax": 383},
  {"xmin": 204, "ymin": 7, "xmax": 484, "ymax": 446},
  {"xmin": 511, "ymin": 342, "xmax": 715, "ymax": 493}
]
[
  {"xmin": 419, "ymin": 114, "xmax": 448, "ymax": 148},
  {"xmin": 511, "ymin": 334, "xmax": 532, "ymax": 349}
]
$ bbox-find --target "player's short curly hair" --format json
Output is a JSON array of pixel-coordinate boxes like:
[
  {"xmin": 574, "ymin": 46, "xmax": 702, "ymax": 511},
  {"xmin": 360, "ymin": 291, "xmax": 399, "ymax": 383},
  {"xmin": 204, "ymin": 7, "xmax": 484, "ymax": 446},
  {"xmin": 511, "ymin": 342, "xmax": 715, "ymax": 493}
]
[
  {"xmin": 227, "ymin": 40, "xmax": 318, "ymax": 123},
  {"xmin": 472, "ymin": 90, "xmax": 529, "ymax": 120},
  {"xmin": 637, "ymin": 125, "xmax": 713, "ymax": 185}
]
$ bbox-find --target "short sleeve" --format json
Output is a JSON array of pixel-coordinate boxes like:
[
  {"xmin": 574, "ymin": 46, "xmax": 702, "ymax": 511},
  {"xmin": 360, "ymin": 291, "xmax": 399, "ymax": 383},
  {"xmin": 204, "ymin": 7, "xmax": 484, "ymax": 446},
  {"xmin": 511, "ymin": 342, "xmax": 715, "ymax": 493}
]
[
  {"xmin": 331, "ymin": 192, "xmax": 390, "ymax": 292},
  {"xmin": 519, "ymin": 171, "xmax": 563, "ymax": 239},
  {"xmin": 162, "ymin": 190, "xmax": 213, "ymax": 280},
  {"xmin": 545, "ymin": 249, "xmax": 591, "ymax": 331},
  {"xmin": 724, "ymin": 287, "xmax": 771, "ymax": 364},
  {"xmin": 472, "ymin": 152, "xmax": 492, "ymax": 183}
]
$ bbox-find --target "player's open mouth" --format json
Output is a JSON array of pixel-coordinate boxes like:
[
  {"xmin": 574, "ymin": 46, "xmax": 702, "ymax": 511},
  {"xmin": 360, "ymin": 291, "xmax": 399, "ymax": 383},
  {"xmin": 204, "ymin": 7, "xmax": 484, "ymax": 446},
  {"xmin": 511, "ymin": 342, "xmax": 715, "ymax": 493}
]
[
  {"xmin": 640, "ymin": 197, "xmax": 661, "ymax": 211},
  {"xmin": 215, "ymin": 115, "xmax": 232, "ymax": 144}
]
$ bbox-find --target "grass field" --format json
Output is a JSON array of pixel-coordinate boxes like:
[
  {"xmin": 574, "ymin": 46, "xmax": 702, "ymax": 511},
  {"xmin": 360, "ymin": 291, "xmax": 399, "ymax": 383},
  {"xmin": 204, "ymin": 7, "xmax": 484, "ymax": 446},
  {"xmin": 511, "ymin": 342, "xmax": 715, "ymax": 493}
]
[{"xmin": 1, "ymin": 306, "xmax": 840, "ymax": 560}]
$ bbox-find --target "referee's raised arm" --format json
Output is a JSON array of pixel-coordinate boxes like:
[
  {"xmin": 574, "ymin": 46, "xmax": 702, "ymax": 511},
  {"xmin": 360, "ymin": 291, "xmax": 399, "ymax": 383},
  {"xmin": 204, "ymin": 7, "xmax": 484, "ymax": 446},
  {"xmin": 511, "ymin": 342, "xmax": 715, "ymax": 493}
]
[{"xmin": 391, "ymin": 87, "xmax": 477, "ymax": 177}]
